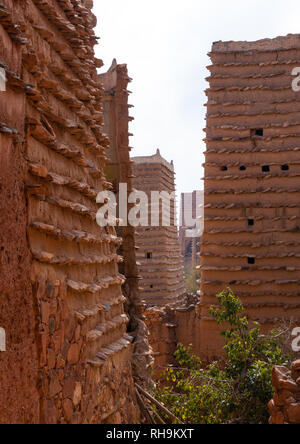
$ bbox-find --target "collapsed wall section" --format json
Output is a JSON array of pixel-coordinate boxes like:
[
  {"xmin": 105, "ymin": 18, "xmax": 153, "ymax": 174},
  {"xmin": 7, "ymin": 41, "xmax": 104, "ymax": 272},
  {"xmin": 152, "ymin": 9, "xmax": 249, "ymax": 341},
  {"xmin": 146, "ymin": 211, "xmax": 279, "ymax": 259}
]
[
  {"xmin": 201, "ymin": 35, "xmax": 300, "ymax": 358},
  {"xmin": 0, "ymin": 0, "xmax": 139, "ymax": 423}
]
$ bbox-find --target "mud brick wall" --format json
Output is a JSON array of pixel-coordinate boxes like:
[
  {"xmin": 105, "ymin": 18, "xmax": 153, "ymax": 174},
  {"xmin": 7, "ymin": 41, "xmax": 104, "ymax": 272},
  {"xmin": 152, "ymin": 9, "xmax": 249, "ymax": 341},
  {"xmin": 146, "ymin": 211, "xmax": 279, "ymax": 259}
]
[
  {"xmin": 200, "ymin": 35, "xmax": 300, "ymax": 359},
  {"xmin": 0, "ymin": 0, "xmax": 139, "ymax": 423},
  {"xmin": 132, "ymin": 150, "xmax": 186, "ymax": 307},
  {"xmin": 100, "ymin": 60, "xmax": 153, "ymax": 387},
  {"xmin": 269, "ymin": 361, "xmax": 300, "ymax": 424}
]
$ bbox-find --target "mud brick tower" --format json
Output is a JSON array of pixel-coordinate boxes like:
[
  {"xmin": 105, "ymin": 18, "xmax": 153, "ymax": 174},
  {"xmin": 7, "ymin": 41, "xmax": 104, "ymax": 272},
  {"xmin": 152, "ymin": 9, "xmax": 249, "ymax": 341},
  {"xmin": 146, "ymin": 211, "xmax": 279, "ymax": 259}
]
[
  {"xmin": 200, "ymin": 35, "xmax": 300, "ymax": 358},
  {"xmin": 132, "ymin": 150, "xmax": 185, "ymax": 307}
]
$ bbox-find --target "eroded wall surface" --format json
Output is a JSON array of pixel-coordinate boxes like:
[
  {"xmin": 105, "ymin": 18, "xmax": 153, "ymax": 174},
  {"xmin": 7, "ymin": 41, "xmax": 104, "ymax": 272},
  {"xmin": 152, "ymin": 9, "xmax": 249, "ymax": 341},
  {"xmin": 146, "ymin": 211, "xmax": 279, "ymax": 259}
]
[
  {"xmin": 200, "ymin": 35, "xmax": 300, "ymax": 359},
  {"xmin": 132, "ymin": 151, "xmax": 186, "ymax": 307},
  {"xmin": 0, "ymin": 0, "xmax": 139, "ymax": 424}
]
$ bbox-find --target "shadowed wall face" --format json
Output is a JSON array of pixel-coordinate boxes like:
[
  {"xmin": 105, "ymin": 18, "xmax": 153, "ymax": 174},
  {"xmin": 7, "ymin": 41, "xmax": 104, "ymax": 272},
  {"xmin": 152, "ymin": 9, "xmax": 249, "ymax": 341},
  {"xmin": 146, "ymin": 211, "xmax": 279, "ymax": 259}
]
[
  {"xmin": 201, "ymin": 34, "xmax": 300, "ymax": 359},
  {"xmin": 0, "ymin": 0, "xmax": 139, "ymax": 424}
]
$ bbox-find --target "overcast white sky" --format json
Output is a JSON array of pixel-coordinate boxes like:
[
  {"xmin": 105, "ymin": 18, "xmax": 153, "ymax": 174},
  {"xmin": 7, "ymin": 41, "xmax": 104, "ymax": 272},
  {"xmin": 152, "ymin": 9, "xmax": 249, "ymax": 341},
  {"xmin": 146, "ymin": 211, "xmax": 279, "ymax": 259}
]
[{"xmin": 94, "ymin": 0, "xmax": 300, "ymax": 196}]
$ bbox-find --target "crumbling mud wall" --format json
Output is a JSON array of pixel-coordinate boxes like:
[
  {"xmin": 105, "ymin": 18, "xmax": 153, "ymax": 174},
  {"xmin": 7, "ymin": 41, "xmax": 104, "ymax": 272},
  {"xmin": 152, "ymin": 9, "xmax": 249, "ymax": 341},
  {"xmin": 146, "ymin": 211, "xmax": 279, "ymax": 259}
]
[
  {"xmin": 100, "ymin": 60, "xmax": 153, "ymax": 387},
  {"xmin": 0, "ymin": 0, "xmax": 139, "ymax": 424},
  {"xmin": 132, "ymin": 150, "xmax": 185, "ymax": 307},
  {"xmin": 269, "ymin": 361, "xmax": 300, "ymax": 424},
  {"xmin": 145, "ymin": 301, "xmax": 201, "ymax": 377},
  {"xmin": 201, "ymin": 35, "xmax": 300, "ymax": 359}
]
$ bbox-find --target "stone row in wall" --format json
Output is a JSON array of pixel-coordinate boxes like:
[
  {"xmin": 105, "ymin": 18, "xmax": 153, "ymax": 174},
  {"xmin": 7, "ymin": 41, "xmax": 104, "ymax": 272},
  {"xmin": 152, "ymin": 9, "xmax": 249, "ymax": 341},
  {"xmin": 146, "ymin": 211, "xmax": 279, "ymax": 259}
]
[{"xmin": 0, "ymin": 0, "xmax": 140, "ymax": 423}]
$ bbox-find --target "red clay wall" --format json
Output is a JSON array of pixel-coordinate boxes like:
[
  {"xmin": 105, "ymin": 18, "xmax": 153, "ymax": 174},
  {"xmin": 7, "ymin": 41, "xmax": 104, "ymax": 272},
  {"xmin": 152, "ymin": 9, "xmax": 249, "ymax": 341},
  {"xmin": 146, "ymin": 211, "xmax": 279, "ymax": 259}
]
[
  {"xmin": 0, "ymin": 0, "xmax": 40, "ymax": 419},
  {"xmin": 100, "ymin": 60, "xmax": 153, "ymax": 387},
  {"xmin": 0, "ymin": 0, "xmax": 40, "ymax": 423}
]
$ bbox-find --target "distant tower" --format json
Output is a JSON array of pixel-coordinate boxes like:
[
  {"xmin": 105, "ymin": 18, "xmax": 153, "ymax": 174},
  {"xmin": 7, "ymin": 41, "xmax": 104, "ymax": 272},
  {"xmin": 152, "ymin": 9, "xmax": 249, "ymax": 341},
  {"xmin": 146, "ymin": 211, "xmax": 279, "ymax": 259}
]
[{"xmin": 132, "ymin": 150, "xmax": 185, "ymax": 306}]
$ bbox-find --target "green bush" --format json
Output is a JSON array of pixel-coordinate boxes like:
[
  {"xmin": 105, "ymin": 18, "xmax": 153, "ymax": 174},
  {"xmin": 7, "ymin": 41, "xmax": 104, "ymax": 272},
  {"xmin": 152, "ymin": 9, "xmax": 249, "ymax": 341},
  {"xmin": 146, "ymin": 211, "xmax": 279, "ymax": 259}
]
[{"xmin": 154, "ymin": 289, "xmax": 289, "ymax": 424}]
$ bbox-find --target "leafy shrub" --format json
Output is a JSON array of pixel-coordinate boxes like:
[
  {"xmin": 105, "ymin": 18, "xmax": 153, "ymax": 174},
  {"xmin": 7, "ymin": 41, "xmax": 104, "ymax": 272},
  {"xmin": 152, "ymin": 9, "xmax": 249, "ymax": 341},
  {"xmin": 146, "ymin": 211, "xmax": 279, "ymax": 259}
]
[{"xmin": 154, "ymin": 289, "xmax": 289, "ymax": 424}]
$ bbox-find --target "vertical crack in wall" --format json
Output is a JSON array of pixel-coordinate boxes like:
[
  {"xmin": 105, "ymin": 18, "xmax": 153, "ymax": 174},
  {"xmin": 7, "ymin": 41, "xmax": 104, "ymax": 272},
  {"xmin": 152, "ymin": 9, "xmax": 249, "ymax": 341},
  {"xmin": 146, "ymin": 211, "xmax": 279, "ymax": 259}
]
[
  {"xmin": 201, "ymin": 34, "xmax": 300, "ymax": 359},
  {"xmin": 131, "ymin": 150, "xmax": 186, "ymax": 307},
  {"xmin": 0, "ymin": 0, "xmax": 141, "ymax": 423}
]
